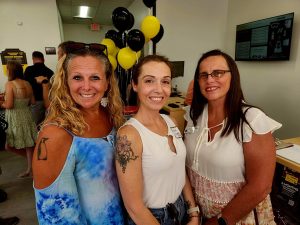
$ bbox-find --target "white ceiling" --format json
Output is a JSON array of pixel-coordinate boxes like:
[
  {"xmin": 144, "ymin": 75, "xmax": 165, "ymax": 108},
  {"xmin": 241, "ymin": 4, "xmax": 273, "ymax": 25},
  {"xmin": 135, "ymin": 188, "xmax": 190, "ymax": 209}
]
[{"xmin": 56, "ymin": 0, "xmax": 135, "ymax": 25}]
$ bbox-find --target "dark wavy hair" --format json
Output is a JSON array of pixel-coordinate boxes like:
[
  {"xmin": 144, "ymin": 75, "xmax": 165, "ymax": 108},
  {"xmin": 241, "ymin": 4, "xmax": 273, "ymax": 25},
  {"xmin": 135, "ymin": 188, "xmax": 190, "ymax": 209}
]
[{"xmin": 190, "ymin": 49, "xmax": 254, "ymax": 141}]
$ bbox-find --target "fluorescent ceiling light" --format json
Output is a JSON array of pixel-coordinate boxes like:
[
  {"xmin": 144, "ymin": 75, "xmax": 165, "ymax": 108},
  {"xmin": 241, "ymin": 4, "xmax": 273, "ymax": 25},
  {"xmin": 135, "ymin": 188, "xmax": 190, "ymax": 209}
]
[
  {"xmin": 74, "ymin": 6, "xmax": 92, "ymax": 18},
  {"xmin": 79, "ymin": 6, "xmax": 89, "ymax": 17}
]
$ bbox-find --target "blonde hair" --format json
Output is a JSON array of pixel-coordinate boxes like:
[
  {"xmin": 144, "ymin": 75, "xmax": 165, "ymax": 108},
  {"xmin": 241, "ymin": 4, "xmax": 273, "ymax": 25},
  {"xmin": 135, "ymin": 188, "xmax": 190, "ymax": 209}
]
[{"xmin": 44, "ymin": 50, "xmax": 125, "ymax": 135}]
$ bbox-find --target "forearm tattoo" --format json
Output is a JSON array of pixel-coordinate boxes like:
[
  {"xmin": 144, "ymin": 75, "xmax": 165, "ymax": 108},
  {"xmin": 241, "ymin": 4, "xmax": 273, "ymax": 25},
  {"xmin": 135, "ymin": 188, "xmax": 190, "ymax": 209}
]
[
  {"xmin": 37, "ymin": 137, "xmax": 49, "ymax": 160},
  {"xmin": 116, "ymin": 135, "xmax": 138, "ymax": 173}
]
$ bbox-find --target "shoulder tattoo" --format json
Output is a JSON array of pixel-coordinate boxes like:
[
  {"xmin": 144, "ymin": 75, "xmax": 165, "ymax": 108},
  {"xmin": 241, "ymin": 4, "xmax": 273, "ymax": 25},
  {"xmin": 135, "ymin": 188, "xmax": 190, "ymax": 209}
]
[
  {"xmin": 115, "ymin": 135, "xmax": 139, "ymax": 173},
  {"xmin": 37, "ymin": 137, "xmax": 49, "ymax": 160}
]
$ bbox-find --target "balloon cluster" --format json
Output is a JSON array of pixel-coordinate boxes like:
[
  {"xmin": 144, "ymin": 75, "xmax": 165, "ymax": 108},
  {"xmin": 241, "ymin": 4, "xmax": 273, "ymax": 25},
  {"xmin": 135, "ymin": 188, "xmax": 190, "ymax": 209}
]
[{"xmin": 101, "ymin": 0, "xmax": 163, "ymax": 104}]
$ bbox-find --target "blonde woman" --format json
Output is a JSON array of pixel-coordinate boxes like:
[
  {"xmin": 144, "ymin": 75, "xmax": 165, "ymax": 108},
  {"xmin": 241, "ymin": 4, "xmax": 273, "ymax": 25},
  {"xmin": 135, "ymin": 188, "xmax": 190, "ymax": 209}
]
[{"xmin": 32, "ymin": 43, "xmax": 125, "ymax": 224}]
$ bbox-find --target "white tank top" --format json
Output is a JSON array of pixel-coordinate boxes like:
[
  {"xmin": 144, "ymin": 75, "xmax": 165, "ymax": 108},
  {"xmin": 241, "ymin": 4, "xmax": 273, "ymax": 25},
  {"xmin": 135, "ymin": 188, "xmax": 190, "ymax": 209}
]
[{"xmin": 125, "ymin": 114, "xmax": 186, "ymax": 208}]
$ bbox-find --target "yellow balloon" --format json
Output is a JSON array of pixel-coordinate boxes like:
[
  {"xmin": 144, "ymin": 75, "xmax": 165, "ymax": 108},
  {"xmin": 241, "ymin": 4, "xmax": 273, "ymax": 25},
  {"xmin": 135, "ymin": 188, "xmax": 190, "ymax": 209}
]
[
  {"xmin": 136, "ymin": 51, "xmax": 141, "ymax": 60},
  {"xmin": 112, "ymin": 47, "xmax": 119, "ymax": 57},
  {"xmin": 108, "ymin": 55, "xmax": 117, "ymax": 71},
  {"xmin": 141, "ymin": 16, "xmax": 160, "ymax": 39},
  {"xmin": 145, "ymin": 37, "xmax": 151, "ymax": 43},
  {"xmin": 117, "ymin": 47, "xmax": 136, "ymax": 70},
  {"xmin": 101, "ymin": 38, "xmax": 116, "ymax": 56}
]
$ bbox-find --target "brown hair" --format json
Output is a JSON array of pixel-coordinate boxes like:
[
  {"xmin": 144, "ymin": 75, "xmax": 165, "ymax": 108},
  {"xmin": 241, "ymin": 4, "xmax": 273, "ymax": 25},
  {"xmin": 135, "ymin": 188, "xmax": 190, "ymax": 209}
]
[
  {"xmin": 6, "ymin": 61, "xmax": 24, "ymax": 81},
  {"xmin": 132, "ymin": 54, "xmax": 173, "ymax": 85}
]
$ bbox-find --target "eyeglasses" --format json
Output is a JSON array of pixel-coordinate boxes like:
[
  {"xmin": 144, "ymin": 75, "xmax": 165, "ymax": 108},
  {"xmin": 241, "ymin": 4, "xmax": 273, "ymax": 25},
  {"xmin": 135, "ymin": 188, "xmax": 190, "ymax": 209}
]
[
  {"xmin": 198, "ymin": 70, "xmax": 230, "ymax": 80},
  {"xmin": 65, "ymin": 42, "xmax": 108, "ymax": 55}
]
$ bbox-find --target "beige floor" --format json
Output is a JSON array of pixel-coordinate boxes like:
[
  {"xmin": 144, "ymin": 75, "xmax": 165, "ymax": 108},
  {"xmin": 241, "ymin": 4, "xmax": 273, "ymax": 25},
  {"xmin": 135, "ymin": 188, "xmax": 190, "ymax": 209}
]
[{"xmin": 0, "ymin": 150, "xmax": 38, "ymax": 225}]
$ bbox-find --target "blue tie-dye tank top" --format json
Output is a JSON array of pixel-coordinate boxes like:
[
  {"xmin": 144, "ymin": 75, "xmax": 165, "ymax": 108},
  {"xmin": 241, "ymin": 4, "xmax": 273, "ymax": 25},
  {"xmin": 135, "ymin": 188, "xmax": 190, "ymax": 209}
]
[{"xmin": 34, "ymin": 128, "xmax": 124, "ymax": 225}]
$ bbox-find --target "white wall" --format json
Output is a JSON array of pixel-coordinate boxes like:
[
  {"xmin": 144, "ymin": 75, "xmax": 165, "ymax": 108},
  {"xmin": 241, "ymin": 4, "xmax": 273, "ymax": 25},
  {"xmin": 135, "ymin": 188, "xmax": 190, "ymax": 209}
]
[
  {"xmin": 225, "ymin": 0, "xmax": 300, "ymax": 138},
  {"xmin": 0, "ymin": 0, "xmax": 61, "ymax": 91},
  {"xmin": 156, "ymin": 0, "xmax": 229, "ymax": 93},
  {"xmin": 63, "ymin": 24, "xmax": 111, "ymax": 43}
]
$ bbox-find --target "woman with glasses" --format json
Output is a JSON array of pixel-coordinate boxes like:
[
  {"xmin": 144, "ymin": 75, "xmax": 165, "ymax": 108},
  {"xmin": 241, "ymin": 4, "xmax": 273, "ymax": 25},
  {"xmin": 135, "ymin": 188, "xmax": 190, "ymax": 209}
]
[
  {"xmin": 115, "ymin": 55, "xmax": 199, "ymax": 225},
  {"xmin": 184, "ymin": 49, "xmax": 281, "ymax": 225},
  {"xmin": 32, "ymin": 43, "xmax": 125, "ymax": 224}
]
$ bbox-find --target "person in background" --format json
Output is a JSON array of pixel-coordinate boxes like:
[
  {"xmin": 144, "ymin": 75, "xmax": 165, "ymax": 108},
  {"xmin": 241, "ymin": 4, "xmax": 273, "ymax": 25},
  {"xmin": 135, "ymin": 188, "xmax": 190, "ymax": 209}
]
[
  {"xmin": 184, "ymin": 79, "xmax": 194, "ymax": 105},
  {"xmin": 184, "ymin": 49, "xmax": 281, "ymax": 225},
  {"xmin": 24, "ymin": 51, "xmax": 53, "ymax": 125},
  {"xmin": 32, "ymin": 43, "xmax": 125, "ymax": 224},
  {"xmin": 57, "ymin": 40, "xmax": 75, "ymax": 60},
  {"xmin": 0, "ymin": 61, "xmax": 37, "ymax": 178},
  {"xmin": 116, "ymin": 55, "xmax": 200, "ymax": 225},
  {"xmin": 34, "ymin": 41, "xmax": 76, "ymax": 109}
]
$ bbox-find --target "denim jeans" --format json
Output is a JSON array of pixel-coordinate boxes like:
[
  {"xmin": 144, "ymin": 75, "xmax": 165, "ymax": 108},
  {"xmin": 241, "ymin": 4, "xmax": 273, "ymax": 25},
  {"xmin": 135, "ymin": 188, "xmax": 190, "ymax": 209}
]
[{"xmin": 126, "ymin": 194, "xmax": 188, "ymax": 225}]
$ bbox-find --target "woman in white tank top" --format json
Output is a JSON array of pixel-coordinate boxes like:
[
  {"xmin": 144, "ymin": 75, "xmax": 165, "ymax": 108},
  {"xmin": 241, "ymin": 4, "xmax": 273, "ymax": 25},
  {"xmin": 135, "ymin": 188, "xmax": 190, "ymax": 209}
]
[{"xmin": 115, "ymin": 55, "xmax": 200, "ymax": 225}]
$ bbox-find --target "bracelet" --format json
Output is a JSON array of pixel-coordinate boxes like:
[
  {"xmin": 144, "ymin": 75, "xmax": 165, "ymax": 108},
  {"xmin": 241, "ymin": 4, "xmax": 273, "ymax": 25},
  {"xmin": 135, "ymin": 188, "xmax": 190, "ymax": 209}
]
[{"xmin": 187, "ymin": 205, "xmax": 200, "ymax": 214}]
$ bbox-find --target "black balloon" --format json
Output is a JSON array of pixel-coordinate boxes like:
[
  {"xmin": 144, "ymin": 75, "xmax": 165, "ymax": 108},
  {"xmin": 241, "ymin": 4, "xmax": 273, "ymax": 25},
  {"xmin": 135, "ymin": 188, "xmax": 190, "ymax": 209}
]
[
  {"xmin": 143, "ymin": 0, "xmax": 156, "ymax": 8},
  {"xmin": 115, "ymin": 31, "xmax": 126, "ymax": 49},
  {"xmin": 112, "ymin": 7, "xmax": 132, "ymax": 31},
  {"xmin": 127, "ymin": 13, "xmax": 135, "ymax": 31},
  {"xmin": 151, "ymin": 25, "xmax": 164, "ymax": 44},
  {"xmin": 105, "ymin": 29, "xmax": 118, "ymax": 43},
  {"xmin": 127, "ymin": 29, "xmax": 145, "ymax": 52}
]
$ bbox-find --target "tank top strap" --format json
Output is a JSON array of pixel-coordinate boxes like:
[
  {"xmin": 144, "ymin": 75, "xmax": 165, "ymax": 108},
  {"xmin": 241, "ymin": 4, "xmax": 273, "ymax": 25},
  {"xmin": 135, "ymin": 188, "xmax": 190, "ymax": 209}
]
[
  {"xmin": 39, "ymin": 122, "xmax": 74, "ymax": 137},
  {"xmin": 160, "ymin": 114, "xmax": 176, "ymax": 127}
]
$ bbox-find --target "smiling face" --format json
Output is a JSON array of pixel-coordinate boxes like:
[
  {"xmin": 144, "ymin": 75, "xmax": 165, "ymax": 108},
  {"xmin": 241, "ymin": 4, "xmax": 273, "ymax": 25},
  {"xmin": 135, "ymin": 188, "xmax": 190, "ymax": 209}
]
[
  {"xmin": 198, "ymin": 55, "xmax": 231, "ymax": 104},
  {"xmin": 133, "ymin": 61, "xmax": 172, "ymax": 112},
  {"xmin": 67, "ymin": 55, "xmax": 108, "ymax": 110}
]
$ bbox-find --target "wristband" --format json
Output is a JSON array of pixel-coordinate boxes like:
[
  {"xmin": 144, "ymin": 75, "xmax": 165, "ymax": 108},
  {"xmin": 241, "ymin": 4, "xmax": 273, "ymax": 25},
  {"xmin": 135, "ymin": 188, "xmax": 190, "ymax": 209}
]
[{"xmin": 187, "ymin": 205, "xmax": 200, "ymax": 214}]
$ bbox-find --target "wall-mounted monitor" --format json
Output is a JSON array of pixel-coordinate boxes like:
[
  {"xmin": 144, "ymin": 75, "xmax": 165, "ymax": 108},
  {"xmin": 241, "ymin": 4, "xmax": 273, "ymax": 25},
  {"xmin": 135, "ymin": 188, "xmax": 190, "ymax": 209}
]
[
  {"xmin": 235, "ymin": 12, "xmax": 294, "ymax": 61},
  {"xmin": 170, "ymin": 61, "xmax": 184, "ymax": 78}
]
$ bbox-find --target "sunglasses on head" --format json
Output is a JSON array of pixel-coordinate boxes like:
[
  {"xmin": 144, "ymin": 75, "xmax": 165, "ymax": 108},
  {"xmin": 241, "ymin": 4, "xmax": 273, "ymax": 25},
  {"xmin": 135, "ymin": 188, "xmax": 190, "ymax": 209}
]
[{"xmin": 65, "ymin": 42, "xmax": 108, "ymax": 55}]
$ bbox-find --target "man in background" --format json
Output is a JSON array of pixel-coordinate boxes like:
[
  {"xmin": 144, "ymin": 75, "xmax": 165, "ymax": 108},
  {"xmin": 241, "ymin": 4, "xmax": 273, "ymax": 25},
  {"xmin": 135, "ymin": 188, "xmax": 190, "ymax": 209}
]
[{"xmin": 24, "ymin": 51, "xmax": 53, "ymax": 125}]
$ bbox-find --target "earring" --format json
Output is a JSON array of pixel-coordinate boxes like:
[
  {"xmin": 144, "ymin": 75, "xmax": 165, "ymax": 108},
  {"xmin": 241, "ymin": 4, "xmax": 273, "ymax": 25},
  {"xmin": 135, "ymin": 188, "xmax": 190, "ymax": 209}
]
[{"xmin": 101, "ymin": 97, "xmax": 108, "ymax": 107}]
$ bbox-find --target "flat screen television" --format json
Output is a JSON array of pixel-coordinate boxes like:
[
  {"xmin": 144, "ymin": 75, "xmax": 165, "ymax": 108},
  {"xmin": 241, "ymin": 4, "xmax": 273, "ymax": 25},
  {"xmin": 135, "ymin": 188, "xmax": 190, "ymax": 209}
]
[{"xmin": 235, "ymin": 12, "xmax": 294, "ymax": 61}]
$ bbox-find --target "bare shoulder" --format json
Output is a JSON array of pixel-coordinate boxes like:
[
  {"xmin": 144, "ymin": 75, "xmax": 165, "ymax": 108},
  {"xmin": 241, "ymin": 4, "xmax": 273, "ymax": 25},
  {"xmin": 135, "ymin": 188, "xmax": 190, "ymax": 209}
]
[
  {"xmin": 33, "ymin": 124, "xmax": 73, "ymax": 189},
  {"xmin": 5, "ymin": 81, "xmax": 13, "ymax": 89},
  {"xmin": 116, "ymin": 124, "xmax": 141, "ymax": 173},
  {"xmin": 117, "ymin": 124, "xmax": 142, "ymax": 153},
  {"xmin": 118, "ymin": 124, "xmax": 140, "ymax": 139}
]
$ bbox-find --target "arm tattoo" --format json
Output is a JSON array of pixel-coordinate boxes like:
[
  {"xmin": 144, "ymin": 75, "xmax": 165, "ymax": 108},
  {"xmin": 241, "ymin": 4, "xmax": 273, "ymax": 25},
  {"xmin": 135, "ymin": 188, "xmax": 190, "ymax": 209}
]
[
  {"xmin": 115, "ymin": 135, "xmax": 139, "ymax": 173},
  {"xmin": 37, "ymin": 137, "xmax": 49, "ymax": 160}
]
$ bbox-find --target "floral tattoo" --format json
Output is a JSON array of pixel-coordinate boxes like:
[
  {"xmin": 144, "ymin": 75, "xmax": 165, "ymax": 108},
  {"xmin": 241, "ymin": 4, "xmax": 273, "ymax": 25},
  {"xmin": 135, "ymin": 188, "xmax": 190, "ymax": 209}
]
[{"xmin": 116, "ymin": 135, "xmax": 139, "ymax": 173}]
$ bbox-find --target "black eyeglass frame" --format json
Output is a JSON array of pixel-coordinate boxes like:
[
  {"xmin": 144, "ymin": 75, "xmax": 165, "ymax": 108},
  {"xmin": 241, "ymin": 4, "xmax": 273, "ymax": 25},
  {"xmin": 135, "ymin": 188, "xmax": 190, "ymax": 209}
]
[{"xmin": 198, "ymin": 70, "xmax": 231, "ymax": 80}]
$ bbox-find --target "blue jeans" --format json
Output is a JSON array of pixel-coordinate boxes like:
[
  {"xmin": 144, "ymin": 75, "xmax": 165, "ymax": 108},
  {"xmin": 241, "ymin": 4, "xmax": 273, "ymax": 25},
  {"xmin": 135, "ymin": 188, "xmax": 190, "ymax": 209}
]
[{"xmin": 126, "ymin": 194, "xmax": 188, "ymax": 225}]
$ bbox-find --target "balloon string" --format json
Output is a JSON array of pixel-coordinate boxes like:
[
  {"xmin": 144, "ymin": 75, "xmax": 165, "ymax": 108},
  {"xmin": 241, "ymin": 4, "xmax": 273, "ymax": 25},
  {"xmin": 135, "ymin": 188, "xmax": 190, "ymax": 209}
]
[{"xmin": 148, "ymin": 8, "xmax": 152, "ymax": 16}]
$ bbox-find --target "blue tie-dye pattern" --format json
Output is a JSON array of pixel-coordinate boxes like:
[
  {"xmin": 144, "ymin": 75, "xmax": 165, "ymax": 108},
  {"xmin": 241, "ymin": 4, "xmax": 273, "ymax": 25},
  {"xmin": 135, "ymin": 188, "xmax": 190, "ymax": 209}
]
[
  {"xmin": 75, "ymin": 138, "xmax": 109, "ymax": 179},
  {"xmin": 36, "ymin": 192, "xmax": 85, "ymax": 225},
  {"xmin": 34, "ymin": 129, "xmax": 124, "ymax": 225}
]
